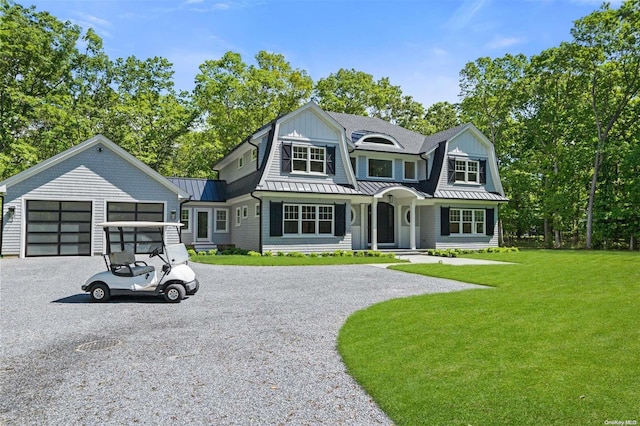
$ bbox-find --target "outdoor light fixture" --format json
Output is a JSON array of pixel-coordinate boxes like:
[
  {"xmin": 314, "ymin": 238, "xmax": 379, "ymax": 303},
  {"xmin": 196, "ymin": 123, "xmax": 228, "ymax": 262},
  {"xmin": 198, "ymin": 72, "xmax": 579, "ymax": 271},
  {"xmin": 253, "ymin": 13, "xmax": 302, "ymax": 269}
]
[
  {"xmin": 387, "ymin": 194, "xmax": 393, "ymax": 204},
  {"xmin": 97, "ymin": 147, "xmax": 103, "ymax": 152},
  {"xmin": 170, "ymin": 209, "xmax": 177, "ymax": 220},
  {"xmin": 7, "ymin": 206, "xmax": 15, "ymax": 217}
]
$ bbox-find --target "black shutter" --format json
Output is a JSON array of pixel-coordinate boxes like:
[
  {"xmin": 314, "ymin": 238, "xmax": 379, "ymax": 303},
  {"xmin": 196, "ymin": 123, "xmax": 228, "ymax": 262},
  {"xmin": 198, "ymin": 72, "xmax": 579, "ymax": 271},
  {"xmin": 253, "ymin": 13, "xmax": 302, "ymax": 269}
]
[
  {"xmin": 479, "ymin": 159, "xmax": 487, "ymax": 184},
  {"xmin": 441, "ymin": 206, "xmax": 450, "ymax": 236},
  {"xmin": 335, "ymin": 204, "xmax": 346, "ymax": 236},
  {"xmin": 447, "ymin": 157, "xmax": 456, "ymax": 183},
  {"xmin": 269, "ymin": 201, "xmax": 283, "ymax": 236},
  {"xmin": 281, "ymin": 144, "xmax": 291, "ymax": 173},
  {"xmin": 486, "ymin": 208, "xmax": 495, "ymax": 236},
  {"xmin": 326, "ymin": 146, "xmax": 336, "ymax": 175}
]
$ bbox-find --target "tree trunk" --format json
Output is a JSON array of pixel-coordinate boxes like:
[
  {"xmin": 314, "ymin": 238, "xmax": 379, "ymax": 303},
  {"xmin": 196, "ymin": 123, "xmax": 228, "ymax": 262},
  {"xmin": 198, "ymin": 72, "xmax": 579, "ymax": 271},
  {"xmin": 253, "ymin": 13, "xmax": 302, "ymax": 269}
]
[
  {"xmin": 586, "ymin": 149, "xmax": 602, "ymax": 249},
  {"xmin": 554, "ymin": 229, "xmax": 562, "ymax": 249},
  {"xmin": 631, "ymin": 235, "xmax": 635, "ymax": 251},
  {"xmin": 544, "ymin": 217, "xmax": 550, "ymax": 248},
  {"xmin": 498, "ymin": 218, "xmax": 504, "ymax": 247}
]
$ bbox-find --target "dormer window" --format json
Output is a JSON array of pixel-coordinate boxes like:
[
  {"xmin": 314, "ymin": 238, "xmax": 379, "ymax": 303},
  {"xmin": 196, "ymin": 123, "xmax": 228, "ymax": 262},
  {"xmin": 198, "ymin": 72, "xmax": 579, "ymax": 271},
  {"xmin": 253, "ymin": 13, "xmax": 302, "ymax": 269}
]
[
  {"xmin": 368, "ymin": 158, "xmax": 393, "ymax": 179},
  {"xmin": 448, "ymin": 157, "xmax": 485, "ymax": 185},
  {"xmin": 455, "ymin": 159, "xmax": 479, "ymax": 183},
  {"xmin": 353, "ymin": 132, "xmax": 402, "ymax": 149},
  {"xmin": 293, "ymin": 145, "xmax": 325, "ymax": 173}
]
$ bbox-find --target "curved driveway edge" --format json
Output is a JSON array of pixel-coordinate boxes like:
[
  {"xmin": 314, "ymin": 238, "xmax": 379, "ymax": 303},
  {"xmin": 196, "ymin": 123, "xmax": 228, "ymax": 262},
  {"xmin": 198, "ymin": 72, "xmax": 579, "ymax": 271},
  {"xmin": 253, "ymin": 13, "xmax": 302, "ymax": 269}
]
[{"xmin": 0, "ymin": 257, "xmax": 485, "ymax": 425}]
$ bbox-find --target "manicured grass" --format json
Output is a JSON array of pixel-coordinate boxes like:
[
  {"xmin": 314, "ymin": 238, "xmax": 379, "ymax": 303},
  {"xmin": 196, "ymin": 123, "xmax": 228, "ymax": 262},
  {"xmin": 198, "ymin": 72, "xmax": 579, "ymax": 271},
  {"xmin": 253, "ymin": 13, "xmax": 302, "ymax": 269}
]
[
  {"xmin": 190, "ymin": 254, "xmax": 406, "ymax": 266},
  {"xmin": 338, "ymin": 250, "xmax": 639, "ymax": 425}
]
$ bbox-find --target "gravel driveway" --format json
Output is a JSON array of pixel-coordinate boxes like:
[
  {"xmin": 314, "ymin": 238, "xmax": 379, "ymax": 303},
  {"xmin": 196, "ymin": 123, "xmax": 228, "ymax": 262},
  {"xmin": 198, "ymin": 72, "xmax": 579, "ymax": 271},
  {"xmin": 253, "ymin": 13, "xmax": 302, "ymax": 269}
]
[{"xmin": 0, "ymin": 256, "xmax": 483, "ymax": 425}]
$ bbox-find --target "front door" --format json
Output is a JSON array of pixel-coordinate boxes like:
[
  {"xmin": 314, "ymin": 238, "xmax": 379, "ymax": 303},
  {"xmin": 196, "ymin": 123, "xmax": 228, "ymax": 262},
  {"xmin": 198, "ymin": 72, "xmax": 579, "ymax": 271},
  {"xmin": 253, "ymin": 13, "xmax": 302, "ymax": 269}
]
[
  {"xmin": 368, "ymin": 202, "xmax": 395, "ymax": 244},
  {"xmin": 195, "ymin": 209, "xmax": 210, "ymax": 242}
]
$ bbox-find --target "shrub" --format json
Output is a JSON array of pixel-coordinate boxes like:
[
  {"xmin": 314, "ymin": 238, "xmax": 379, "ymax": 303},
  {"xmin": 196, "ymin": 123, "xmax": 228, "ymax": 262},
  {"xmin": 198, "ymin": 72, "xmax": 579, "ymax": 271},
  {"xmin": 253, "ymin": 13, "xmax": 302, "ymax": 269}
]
[
  {"xmin": 263, "ymin": 250, "xmax": 273, "ymax": 257},
  {"xmin": 207, "ymin": 249, "xmax": 218, "ymax": 256},
  {"xmin": 333, "ymin": 250, "xmax": 347, "ymax": 257},
  {"xmin": 309, "ymin": 252, "xmax": 319, "ymax": 258},
  {"xmin": 247, "ymin": 251, "xmax": 261, "ymax": 257},
  {"xmin": 220, "ymin": 247, "xmax": 249, "ymax": 255},
  {"xmin": 187, "ymin": 249, "xmax": 197, "ymax": 257},
  {"xmin": 354, "ymin": 251, "xmax": 365, "ymax": 257},
  {"xmin": 287, "ymin": 251, "xmax": 306, "ymax": 257},
  {"xmin": 321, "ymin": 251, "xmax": 331, "ymax": 257},
  {"xmin": 344, "ymin": 251, "xmax": 354, "ymax": 257},
  {"xmin": 276, "ymin": 251, "xmax": 285, "ymax": 257}
]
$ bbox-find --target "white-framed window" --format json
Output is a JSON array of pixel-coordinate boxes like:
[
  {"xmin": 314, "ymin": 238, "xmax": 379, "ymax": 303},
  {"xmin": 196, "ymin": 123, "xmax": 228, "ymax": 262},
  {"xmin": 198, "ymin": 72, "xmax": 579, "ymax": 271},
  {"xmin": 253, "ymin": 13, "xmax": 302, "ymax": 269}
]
[
  {"xmin": 242, "ymin": 205, "xmax": 248, "ymax": 218},
  {"xmin": 368, "ymin": 158, "xmax": 393, "ymax": 179},
  {"xmin": 255, "ymin": 204, "xmax": 260, "ymax": 217},
  {"xmin": 292, "ymin": 145, "xmax": 326, "ymax": 174},
  {"xmin": 455, "ymin": 159, "xmax": 479, "ymax": 183},
  {"xmin": 350, "ymin": 157, "xmax": 357, "ymax": 174},
  {"xmin": 404, "ymin": 161, "xmax": 416, "ymax": 180},
  {"xmin": 251, "ymin": 148, "xmax": 257, "ymax": 161},
  {"xmin": 449, "ymin": 208, "xmax": 485, "ymax": 235},
  {"xmin": 180, "ymin": 208, "xmax": 191, "ymax": 232},
  {"xmin": 214, "ymin": 208, "xmax": 228, "ymax": 233},
  {"xmin": 238, "ymin": 155, "xmax": 244, "ymax": 169},
  {"xmin": 283, "ymin": 204, "xmax": 334, "ymax": 236},
  {"xmin": 235, "ymin": 207, "xmax": 241, "ymax": 226}
]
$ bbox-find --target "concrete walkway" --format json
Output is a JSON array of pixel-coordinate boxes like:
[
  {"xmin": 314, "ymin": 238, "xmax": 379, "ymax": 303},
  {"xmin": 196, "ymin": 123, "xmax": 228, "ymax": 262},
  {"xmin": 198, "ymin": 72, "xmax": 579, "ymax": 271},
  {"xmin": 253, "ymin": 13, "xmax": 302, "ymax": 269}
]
[{"xmin": 370, "ymin": 254, "xmax": 514, "ymax": 267}]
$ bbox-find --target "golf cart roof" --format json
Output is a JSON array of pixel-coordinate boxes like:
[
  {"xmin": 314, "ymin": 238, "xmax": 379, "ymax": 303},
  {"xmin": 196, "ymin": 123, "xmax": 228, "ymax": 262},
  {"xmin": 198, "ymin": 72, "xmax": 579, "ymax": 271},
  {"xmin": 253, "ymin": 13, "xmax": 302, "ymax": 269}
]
[{"xmin": 99, "ymin": 221, "xmax": 184, "ymax": 228}]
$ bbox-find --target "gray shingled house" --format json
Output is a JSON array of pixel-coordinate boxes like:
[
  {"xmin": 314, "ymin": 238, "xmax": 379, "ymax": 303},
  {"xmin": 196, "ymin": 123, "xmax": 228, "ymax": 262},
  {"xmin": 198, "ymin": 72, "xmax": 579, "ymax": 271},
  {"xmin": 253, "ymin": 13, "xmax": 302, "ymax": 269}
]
[{"xmin": 1, "ymin": 102, "xmax": 507, "ymax": 257}]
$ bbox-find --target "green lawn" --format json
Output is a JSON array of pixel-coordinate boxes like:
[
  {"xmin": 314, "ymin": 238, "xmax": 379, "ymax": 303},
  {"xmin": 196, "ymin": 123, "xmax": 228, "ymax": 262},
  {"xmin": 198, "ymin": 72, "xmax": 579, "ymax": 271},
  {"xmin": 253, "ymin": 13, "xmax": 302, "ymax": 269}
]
[
  {"xmin": 190, "ymin": 254, "xmax": 405, "ymax": 266},
  {"xmin": 338, "ymin": 250, "xmax": 639, "ymax": 425}
]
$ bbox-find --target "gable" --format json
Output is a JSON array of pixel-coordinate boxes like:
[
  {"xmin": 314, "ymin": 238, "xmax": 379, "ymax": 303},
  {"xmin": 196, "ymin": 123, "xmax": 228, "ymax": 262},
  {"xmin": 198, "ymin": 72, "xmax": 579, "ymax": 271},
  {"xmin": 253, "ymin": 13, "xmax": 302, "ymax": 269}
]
[{"xmin": 277, "ymin": 108, "xmax": 340, "ymax": 142}]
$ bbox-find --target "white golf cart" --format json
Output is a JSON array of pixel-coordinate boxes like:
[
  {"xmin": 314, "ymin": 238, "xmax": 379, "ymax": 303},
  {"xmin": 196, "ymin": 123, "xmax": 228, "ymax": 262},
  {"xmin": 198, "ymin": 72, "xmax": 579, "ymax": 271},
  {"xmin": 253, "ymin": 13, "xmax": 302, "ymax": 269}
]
[{"xmin": 82, "ymin": 221, "xmax": 199, "ymax": 303}]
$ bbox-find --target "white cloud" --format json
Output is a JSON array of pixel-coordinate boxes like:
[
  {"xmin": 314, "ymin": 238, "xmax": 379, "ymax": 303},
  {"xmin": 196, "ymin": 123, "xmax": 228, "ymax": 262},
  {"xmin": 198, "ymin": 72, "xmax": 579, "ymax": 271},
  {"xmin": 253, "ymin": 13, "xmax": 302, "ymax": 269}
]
[
  {"xmin": 486, "ymin": 36, "xmax": 525, "ymax": 49},
  {"xmin": 447, "ymin": 0, "xmax": 490, "ymax": 30}
]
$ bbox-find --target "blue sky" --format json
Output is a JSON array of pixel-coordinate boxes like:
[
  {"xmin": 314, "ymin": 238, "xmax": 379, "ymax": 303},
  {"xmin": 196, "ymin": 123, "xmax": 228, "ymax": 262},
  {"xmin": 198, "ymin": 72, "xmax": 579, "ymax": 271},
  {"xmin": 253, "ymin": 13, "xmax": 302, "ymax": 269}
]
[{"xmin": 26, "ymin": 0, "xmax": 618, "ymax": 107}]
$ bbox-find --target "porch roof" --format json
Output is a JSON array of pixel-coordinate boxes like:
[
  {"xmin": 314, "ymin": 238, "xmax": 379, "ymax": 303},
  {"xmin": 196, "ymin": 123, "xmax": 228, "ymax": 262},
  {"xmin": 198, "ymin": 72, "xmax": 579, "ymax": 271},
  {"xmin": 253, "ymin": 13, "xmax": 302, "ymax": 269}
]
[
  {"xmin": 356, "ymin": 180, "xmax": 432, "ymax": 198},
  {"xmin": 167, "ymin": 177, "xmax": 226, "ymax": 202},
  {"xmin": 258, "ymin": 180, "xmax": 360, "ymax": 195}
]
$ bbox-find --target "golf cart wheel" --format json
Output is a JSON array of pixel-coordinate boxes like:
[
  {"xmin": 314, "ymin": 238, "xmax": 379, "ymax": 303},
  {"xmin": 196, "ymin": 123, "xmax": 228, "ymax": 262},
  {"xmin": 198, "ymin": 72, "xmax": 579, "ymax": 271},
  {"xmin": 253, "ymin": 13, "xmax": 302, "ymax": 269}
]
[
  {"xmin": 90, "ymin": 282, "xmax": 110, "ymax": 302},
  {"xmin": 164, "ymin": 284, "xmax": 185, "ymax": 303}
]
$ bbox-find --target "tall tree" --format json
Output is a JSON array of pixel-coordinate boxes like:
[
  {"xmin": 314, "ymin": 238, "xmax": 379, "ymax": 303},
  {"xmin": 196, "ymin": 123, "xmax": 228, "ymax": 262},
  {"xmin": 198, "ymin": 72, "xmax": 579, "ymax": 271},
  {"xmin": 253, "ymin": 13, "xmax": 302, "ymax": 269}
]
[
  {"xmin": 193, "ymin": 51, "xmax": 313, "ymax": 158},
  {"xmin": 423, "ymin": 101, "xmax": 461, "ymax": 133},
  {"xmin": 313, "ymin": 68, "xmax": 428, "ymax": 133},
  {"xmin": 570, "ymin": 0, "xmax": 640, "ymax": 248}
]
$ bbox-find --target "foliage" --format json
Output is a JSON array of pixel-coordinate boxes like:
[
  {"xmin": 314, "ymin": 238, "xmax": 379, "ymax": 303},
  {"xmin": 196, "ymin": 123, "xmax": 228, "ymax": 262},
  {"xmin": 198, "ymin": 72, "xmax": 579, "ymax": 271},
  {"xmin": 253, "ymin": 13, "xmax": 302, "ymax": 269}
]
[
  {"xmin": 190, "ymin": 253, "xmax": 406, "ymax": 266},
  {"xmin": 339, "ymin": 250, "xmax": 640, "ymax": 425}
]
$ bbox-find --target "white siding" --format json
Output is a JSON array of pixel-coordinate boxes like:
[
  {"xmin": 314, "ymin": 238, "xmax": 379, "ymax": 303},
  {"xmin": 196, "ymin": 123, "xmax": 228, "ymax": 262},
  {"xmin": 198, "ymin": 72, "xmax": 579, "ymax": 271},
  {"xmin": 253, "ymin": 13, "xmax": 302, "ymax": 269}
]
[{"xmin": 2, "ymin": 142, "xmax": 180, "ymax": 256}]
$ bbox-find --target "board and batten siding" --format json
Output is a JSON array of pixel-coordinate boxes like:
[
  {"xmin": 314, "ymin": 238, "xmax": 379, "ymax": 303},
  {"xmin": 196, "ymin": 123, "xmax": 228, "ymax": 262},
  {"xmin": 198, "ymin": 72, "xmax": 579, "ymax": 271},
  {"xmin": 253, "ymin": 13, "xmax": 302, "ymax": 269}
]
[
  {"xmin": 2, "ymin": 142, "xmax": 181, "ymax": 256},
  {"xmin": 261, "ymin": 196, "xmax": 352, "ymax": 254},
  {"xmin": 439, "ymin": 131, "xmax": 497, "ymax": 193}
]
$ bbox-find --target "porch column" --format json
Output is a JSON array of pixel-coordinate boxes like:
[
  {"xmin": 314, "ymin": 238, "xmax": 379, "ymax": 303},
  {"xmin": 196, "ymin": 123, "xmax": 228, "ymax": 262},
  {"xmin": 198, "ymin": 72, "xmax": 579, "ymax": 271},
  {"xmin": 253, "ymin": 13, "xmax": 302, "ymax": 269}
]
[
  {"xmin": 360, "ymin": 203, "xmax": 366, "ymax": 249},
  {"xmin": 410, "ymin": 199, "xmax": 416, "ymax": 250},
  {"xmin": 371, "ymin": 197, "xmax": 378, "ymax": 251}
]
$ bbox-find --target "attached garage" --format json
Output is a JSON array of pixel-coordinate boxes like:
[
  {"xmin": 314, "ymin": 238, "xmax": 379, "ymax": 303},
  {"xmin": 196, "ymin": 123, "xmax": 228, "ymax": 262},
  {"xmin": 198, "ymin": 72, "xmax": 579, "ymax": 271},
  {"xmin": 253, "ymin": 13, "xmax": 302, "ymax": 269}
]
[{"xmin": 0, "ymin": 135, "xmax": 189, "ymax": 258}]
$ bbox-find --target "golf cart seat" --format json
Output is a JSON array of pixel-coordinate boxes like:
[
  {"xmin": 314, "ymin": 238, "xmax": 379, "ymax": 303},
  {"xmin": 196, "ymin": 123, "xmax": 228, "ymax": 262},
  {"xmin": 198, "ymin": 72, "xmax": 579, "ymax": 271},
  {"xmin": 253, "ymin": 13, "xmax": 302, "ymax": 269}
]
[{"xmin": 109, "ymin": 251, "xmax": 155, "ymax": 277}]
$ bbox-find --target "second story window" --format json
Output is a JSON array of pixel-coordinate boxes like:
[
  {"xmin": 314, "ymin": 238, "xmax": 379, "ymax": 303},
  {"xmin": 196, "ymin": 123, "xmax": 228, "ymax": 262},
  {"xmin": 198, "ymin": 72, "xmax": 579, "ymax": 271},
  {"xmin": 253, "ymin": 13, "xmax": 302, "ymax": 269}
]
[
  {"xmin": 404, "ymin": 161, "xmax": 416, "ymax": 180},
  {"xmin": 368, "ymin": 158, "xmax": 393, "ymax": 179},
  {"xmin": 454, "ymin": 159, "xmax": 479, "ymax": 183},
  {"xmin": 292, "ymin": 145, "xmax": 326, "ymax": 174}
]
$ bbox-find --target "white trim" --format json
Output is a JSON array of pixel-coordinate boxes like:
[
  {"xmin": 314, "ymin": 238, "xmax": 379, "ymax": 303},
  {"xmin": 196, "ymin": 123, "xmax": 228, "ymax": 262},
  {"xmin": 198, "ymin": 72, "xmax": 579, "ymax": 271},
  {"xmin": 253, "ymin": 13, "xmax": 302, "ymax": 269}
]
[
  {"xmin": 194, "ymin": 208, "xmax": 212, "ymax": 242},
  {"xmin": 242, "ymin": 205, "xmax": 248, "ymax": 219},
  {"xmin": 180, "ymin": 207, "xmax": 192, "ymax": 232},
  {"xmin": 366, "ymin": 158, "xmax": 394, "ymax": 180},
  {"xmin": 403, "ymin": 160, "xmax": 418, "ymax": 181},
  {"xmin": 238, "ymin": 156, "xmax": 244, "ymax": 169},
  {"xmin": 235, "ymin": 207, "xmax": 241, "ymax": 227},
  {"xmin": 355, "ymin": 133, "xmax": 403, "ymax": 149},
  {"xmin": 254, "ymin": 203, "xmax": 260, "ymax": 217},
  {"xmin": 214, "ymin": 208, "xmax": 229, "ymax": 233}
]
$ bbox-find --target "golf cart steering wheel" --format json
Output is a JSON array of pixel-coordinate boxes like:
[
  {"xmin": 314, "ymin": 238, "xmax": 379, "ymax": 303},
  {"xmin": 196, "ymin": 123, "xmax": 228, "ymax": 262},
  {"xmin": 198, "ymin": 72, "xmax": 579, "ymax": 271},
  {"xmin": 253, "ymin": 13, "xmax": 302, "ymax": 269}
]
[{"xmin": 149, "ymin": 246, "xmax": 161, "ymax": 258}]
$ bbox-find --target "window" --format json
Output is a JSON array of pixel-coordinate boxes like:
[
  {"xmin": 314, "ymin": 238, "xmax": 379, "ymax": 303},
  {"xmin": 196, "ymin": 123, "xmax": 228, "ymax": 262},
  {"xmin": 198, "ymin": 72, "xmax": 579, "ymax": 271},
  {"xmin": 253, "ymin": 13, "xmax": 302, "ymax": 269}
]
[
  {"xmin": 350, "ymin": 157, "xmax": 357, "ymax": 174},
  {"xmin": 292, "ymin": 145, "xmax": 325, "ymax": 174},
  {"xmin": 180, "ymin": 208, "xmax": 190, "ymax": 231},
  {"xmin": 283, "ymin": 204, "xmax": 334, "ymax": 236},
  {"xmin": 404, "ymin": 161, "xmax": 416, "ymax": 180},
  {"xmin": 235, "ymin": 207, "xmax": 241, "ymax": 226},
  {"xmin": 251, "ymin": 148, "xmax": 257, "ymax": 161},
  {"xmin": 455, "ymin": 159, "xmax": 479, "ymax": 183},
  {"xmin": 368, "ymin": 158, "xmax": 393, "ymax": 179},
  {"xmin": 255, "ymin": 204, "xmax": 260, "ymax": 217},
  {"xmin": 242, "ymin": 205, "xmax": 248, "ymax": 218},
  {"xmin": 238, "ymin": 156, "xmax": 244, "ymax": 169},
  {"xmin": 449, "ymin": 208, "xmax": 485, "ymax": 235},
  {"xmin": 214, "ymin": 209, "xmax": 228, "ymax": 233}
]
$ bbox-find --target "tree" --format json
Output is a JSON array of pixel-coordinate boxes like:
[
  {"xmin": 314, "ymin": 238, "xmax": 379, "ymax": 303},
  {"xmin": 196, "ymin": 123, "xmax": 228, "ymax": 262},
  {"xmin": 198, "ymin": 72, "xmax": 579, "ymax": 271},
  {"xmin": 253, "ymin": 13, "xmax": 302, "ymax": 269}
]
[
  {"xmin": 313, "ymin": 68, "xmax": 428, "ymax": 133},
  {"xmin": 193, "ymin": 51, "xmax": 313, "ymax": 158},
  {"xmin": 570, "ymin": 0, "xmax": 640, "ymax": 248},
  {"xmin": 423, "ymin": 101, "xmax": 461, "ymax": 133}
]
